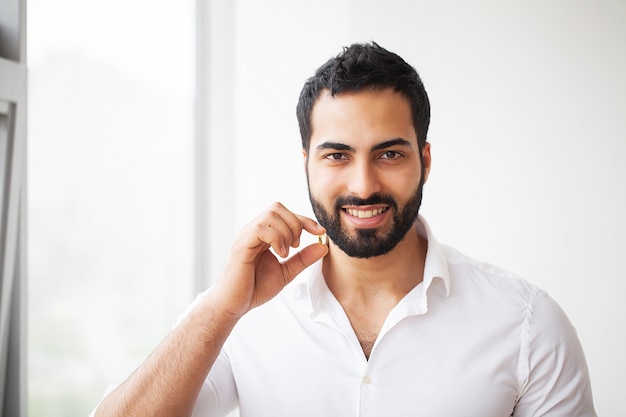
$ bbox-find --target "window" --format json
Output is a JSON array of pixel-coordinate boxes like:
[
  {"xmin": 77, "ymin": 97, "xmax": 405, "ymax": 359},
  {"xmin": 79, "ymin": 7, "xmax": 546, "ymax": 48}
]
[
  {"xmin": 1, "ymin": 0, "xmax": 26, "ymax": 416},
  {"xmin": 27, "ymin": 1, "xmax": 195, "ymax": 415}
]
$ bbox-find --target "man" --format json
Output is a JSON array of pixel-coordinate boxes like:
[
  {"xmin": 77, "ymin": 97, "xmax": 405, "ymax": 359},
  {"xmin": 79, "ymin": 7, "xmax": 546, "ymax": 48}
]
[{"xmin": 93, "ymin": 42, "xmax": 596, "ymax": 416}]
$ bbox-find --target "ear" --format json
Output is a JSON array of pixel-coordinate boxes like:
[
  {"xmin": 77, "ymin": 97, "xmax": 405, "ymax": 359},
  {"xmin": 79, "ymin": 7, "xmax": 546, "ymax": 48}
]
[
  {"xmin": 302, "ymin": 149, "xmax": 308, "ymax": 172},
  {"xmin": 421, "ymin": 142, "xmax": 432, "ymax": 183}
]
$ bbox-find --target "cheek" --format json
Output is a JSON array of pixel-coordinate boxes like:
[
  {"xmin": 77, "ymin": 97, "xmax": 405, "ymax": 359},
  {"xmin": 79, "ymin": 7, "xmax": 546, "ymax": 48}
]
[
  {"xmin": 382, "ymin": 169, "xmax": 420, "ymax": 193},
  {"xmin": 309, "ymin": 183, "xmax": 336, "ymax": 207},
  {"xmin": 308, "ymin": 167, "xmax": 342, "ymax": 196}
]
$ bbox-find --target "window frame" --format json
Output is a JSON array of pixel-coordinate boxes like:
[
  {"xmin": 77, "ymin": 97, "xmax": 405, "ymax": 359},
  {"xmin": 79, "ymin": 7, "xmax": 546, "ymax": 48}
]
[{"xmin": 0, "ymin": 0, "xmax": 27, "ymax": 415}]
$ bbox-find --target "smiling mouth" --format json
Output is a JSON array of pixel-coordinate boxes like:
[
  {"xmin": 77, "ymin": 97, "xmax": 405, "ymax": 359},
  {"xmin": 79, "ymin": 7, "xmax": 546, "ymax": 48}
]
[{"xmin": 344, "ymin": 207, "xmax": 388, "ymax": 219}]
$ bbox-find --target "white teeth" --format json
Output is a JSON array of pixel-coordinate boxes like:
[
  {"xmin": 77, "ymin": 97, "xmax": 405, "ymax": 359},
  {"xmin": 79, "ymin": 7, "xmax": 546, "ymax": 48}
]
[{"xmin": 346, "ymin": 208, "xmax": 386, "ymax": 218}]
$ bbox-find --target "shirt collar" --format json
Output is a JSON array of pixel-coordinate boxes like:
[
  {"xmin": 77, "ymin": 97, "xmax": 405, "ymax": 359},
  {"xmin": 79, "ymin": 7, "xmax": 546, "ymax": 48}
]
[
  {"xmin": 418, "ymin": 215, "xmax": 451, "ymax": 298},
  {"xmin": 294, "ymin": 216, "xmax": 451, "ymax": 316}
]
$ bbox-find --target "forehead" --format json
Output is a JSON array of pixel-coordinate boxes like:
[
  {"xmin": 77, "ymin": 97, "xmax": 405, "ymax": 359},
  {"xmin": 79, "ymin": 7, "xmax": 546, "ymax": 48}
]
[{"xmin": 309, "ymin": 88, "xmax": 416, "ymax": 149}]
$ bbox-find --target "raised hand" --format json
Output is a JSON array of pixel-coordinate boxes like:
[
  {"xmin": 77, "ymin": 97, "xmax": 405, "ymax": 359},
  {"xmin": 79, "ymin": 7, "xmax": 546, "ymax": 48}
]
[{"xmin": 212, "ymin": 202, "xmax": 328, "ymax": 319}]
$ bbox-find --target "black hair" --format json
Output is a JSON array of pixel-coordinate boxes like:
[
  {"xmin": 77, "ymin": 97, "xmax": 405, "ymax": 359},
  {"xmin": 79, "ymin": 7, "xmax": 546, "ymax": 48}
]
[{"xmin": 296, "ymin": 42, "xmax": 430, "ymax": 151}]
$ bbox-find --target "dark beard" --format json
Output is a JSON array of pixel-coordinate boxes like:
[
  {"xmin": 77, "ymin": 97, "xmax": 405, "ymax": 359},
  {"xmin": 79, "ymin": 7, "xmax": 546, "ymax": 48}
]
[{"xmin": 308, "ymin": 183, "xmax": 423, "ymax": 259}]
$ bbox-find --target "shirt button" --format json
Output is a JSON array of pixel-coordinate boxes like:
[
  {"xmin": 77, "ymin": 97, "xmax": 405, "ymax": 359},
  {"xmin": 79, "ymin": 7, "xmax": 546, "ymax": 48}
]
[{"xmin": 362, "ymin": 376, "xmax": 372, "ymax": 384}]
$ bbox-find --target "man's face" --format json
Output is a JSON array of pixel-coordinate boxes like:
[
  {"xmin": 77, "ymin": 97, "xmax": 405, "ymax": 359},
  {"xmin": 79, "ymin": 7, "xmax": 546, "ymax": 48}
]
[{"xmin": 304, "ymin": 88, "xmax": 431, "ymax": 258}]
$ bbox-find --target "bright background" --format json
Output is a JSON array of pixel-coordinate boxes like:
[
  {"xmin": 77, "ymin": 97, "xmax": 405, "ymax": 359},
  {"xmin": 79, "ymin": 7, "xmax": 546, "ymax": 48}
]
[
  {"xmin": 27, "ymin": 0, "xmax": 195, "ymax": 415},
  {"xmin": 27, "ymin": 1, "xmax": 625, "ymax": 416}
]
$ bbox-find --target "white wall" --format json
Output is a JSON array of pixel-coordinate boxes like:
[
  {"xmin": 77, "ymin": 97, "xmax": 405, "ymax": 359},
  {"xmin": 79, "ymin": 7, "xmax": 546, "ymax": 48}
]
[{"xmin": 217, "ymin": 0, "xmax": 625, "ymax": 414}]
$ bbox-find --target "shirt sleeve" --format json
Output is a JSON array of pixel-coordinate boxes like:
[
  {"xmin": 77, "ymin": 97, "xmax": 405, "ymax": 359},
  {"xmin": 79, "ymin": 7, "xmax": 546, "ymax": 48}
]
[
  {"xmin": 191, "ymin": 348, "xmax": 239, "ymax": 417},
  {"xmin": 89, "ymin": 289, "xmax": 240, "ymax": 417},
  {"xmin": 179, "ymin": 289, "xmax": 239, "ymax": 417},
  {"xmin": 513, "ymin": 291, "xmax": 596, "ymax": 416}
]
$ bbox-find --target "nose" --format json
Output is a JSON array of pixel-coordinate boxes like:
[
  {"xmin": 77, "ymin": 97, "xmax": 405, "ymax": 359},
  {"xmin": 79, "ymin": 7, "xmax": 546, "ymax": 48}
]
[{"xmin": 347, "ymin": 160, "xmax": 381, "ymax": 198}]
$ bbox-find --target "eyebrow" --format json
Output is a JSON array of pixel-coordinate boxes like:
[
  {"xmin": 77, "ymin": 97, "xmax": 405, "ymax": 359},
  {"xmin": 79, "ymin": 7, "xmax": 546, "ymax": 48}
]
[
  {"xmin": 316, "ymin": 142, "xmax": 355, "ymax": 152},
  {"xmin": 371, "ymin": 138, "xmax": 413, "ymax": 151},
  {"xmin": 316, "ymin": 138, "xmax": 413, "ymax": 153}
]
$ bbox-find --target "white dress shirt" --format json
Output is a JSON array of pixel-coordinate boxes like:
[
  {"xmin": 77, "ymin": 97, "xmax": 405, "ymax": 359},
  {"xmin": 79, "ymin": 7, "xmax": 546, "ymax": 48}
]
[{"xmin": 189, "ymin": 216, "xmax": 596, "ymax": 416}]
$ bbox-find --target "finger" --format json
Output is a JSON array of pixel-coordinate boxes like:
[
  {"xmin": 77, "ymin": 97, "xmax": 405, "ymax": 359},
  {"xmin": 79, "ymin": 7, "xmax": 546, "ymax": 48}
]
[
  {"xmin": 265, "ymin": 203, "xmax": 302, "ymax": 249},
  {"xmin": 248, "ymin": 204, "xmax": 300, "ymax": 256},
  {"xmin": 293, "ymin": 214, "xmax": 326, "ymax": 244},
  {"xmin": 255, "ymin": 221, "xmax": 292, "ymax": 258},
  {"xmin": 281, "ymin": 242, "xmax": 329, "ymax": 284},
  {"xmin": 265, "ymin": 203, "xmax": 324, "ymax": 249}
]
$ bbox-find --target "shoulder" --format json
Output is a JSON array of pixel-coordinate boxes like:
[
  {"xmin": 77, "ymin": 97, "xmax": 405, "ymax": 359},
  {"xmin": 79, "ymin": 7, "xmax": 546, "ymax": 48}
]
[
  {"xmin": 439, "ymin": 243, "xmax": 582, "ymax": 348},
  {"xmin": 441, "ymin": 244, "xmax": 541, "ymax": 303}
]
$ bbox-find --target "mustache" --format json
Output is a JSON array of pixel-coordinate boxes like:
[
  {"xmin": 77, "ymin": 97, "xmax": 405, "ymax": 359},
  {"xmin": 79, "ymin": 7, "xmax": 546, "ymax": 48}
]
[{"xmin": 334, "ymin": 193, "xmax": 398, "ymax": 209}]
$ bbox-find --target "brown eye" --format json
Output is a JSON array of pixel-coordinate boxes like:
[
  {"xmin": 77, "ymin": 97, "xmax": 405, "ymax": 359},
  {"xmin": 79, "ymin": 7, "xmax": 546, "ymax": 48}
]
[
  {"xmin": 381, "ymin": 150, "xmax": 401, "ymax": 159},
  {"xmin": 326, "ymin": 153, "xmax": 346, "ymax": 160}
]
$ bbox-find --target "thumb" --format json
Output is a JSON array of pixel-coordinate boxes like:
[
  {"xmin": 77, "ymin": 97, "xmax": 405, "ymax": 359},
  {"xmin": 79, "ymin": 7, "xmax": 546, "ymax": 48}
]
[{"xmin": 281, "ymin": 242, "xmax": 328, "ymax": 284}]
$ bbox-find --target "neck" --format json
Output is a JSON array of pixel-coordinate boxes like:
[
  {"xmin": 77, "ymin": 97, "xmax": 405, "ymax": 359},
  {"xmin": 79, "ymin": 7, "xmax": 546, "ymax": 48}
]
[{"xmin": 322, "ymin": 223, "xmax": 427, "ymax": 305}]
